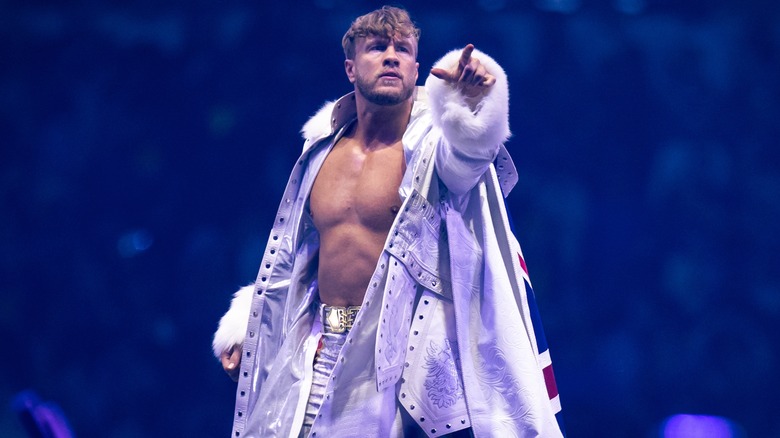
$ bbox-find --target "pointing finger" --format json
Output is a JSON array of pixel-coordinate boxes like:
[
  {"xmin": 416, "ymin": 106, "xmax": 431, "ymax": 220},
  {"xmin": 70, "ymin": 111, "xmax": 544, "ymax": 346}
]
[{"xmin": 459, "ymin": 44, "xmax": 475, "ymax": 67}]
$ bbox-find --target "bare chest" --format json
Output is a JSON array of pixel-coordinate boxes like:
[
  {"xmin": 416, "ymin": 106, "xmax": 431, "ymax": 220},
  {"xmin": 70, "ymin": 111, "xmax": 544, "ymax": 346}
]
[{"xmin": 310, "ymin": 138, "xmax": 405, "ymax": 232}]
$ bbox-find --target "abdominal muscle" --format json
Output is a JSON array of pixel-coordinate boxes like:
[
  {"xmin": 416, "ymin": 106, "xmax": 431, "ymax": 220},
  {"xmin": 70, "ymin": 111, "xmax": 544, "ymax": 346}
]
[{"xmin": 309, "ymin": 136, "xmax": 405, "ymax": 307}]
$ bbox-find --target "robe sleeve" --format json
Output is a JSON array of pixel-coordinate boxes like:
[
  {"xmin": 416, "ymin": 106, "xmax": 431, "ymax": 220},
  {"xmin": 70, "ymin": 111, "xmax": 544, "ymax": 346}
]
[{"xmin": 425, "ymin": 48, "xmax": 511, "ymax": 195}]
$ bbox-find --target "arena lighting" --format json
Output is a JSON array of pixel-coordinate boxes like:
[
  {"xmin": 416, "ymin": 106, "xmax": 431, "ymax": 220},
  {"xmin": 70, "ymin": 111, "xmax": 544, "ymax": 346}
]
[
  {"xmin": 117, "ymin": 228, "xmax": 154, "ymax": 258},
  {"xmin": 662, "ymin": 414, "xmax": 744, "ymax": 438},
  {"xmin": 13, "ymin": 390, "xmax": 75, "ymax": 438},
  {"xmin": 534, "ymin": 0, "xmax": 581, "ymax": 14}
]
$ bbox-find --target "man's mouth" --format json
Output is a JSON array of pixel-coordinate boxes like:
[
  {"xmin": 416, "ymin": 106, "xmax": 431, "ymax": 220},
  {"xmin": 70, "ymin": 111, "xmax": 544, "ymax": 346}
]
[{"xmin": 379, "ymin": 71, "xmax": 401, "ymax": 79}]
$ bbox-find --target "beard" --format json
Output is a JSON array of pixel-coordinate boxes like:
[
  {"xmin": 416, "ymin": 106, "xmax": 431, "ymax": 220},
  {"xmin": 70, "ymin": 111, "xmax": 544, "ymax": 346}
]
[{"xmin": 355, "ymin": 72, "xmax": 414, "ymax": 106}]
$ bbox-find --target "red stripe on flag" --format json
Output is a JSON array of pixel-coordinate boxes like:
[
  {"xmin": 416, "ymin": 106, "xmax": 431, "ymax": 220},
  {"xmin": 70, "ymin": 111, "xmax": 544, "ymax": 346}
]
[
  {"xmin": 543, "ymin": 364, "xmax": 559, "ymax": 400},
  {"xmin": 517, "ymin": 253, "xmax": 529, "ymax": 276}
]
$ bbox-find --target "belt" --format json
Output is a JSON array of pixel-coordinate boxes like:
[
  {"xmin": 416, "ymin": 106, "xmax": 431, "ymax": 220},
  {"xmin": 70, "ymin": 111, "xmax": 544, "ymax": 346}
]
[{"xmin": 320, "ymin": 304, "xmax": 360, "ymax": 334}]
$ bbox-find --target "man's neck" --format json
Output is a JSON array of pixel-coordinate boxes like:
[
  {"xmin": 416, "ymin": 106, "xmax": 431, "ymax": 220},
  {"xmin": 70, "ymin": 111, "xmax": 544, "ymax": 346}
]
[{"xmin": 352, "ymin": 95, "xmax": 414, "ymax": 149}]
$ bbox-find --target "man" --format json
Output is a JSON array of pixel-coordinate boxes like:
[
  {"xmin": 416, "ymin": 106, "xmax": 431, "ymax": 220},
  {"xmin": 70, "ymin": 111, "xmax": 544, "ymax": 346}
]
[{"xmin": 213, "ymin": 6, "xmax": 564, "ymax": 437}]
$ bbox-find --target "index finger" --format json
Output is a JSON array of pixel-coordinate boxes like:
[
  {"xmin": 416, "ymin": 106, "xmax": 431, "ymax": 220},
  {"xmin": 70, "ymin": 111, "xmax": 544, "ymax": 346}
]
[{"xmin": 459, "ymin": 44, "xmax": 475, "ymax": 67}]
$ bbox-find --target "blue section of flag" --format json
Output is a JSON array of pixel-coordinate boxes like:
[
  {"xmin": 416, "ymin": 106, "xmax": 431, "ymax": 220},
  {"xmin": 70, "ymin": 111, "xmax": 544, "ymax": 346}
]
[
  {"xmin": 524, "ymin": 279, "xmax": 549, "ymax": 355},
  {"xmin": 505, "ymin": 198, "xmax": 565, "ymax": 436}
]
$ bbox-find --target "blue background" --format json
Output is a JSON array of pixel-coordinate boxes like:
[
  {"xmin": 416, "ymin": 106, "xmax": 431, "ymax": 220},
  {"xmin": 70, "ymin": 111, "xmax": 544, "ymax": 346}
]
[{"xmin": 1, "ymin": 0, "xmax": 778, "ymax": 436}]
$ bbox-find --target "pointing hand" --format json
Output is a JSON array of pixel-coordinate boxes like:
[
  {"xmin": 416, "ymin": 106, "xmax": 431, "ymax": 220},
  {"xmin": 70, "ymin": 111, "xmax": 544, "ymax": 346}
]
[{"xmin": 430, "ymin": 44, "xmax": 496, "ymax": 97}]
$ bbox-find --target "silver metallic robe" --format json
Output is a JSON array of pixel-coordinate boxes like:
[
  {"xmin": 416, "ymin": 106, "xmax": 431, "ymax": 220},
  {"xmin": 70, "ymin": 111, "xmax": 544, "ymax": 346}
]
[{"xmin": 220, "ymin": 49, "xmax": 563, "ymax": 438}]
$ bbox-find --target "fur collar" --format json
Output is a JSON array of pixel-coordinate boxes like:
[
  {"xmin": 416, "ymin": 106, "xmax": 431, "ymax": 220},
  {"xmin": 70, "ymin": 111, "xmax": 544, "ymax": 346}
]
[{"xmin": 301, "ymin": 100, "xmax": 338, "ymax": 141}]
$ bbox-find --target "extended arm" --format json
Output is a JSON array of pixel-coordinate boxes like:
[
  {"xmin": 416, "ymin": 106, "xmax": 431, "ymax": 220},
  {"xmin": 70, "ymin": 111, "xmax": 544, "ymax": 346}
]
[{"xmin": 425, "ymin": 45, "xmax": 510, "ymax": 195}]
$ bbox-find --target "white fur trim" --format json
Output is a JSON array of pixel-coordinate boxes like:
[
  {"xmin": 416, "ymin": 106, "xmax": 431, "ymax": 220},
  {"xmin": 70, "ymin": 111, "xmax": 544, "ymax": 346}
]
[
  {"xmin": 301, "ymin": 100, "xmax": 337, "ymax": 142},
  {"xmin": 424, "ymin": 48, "xmax": 510, "ymax": 152},
  {"xmin": 212, "ymin": 284, "xmax": 255, "ymax": 359}
]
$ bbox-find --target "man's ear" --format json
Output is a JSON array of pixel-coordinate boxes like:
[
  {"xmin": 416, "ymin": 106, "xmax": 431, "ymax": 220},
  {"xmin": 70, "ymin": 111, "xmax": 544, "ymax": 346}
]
[
  {"xmin": 345, "ymin": 59, "xmax": 355, "ymax": 84},
  {"xmin": 415, "ymin": 62, "xmax": 419, "ymax": 83}
]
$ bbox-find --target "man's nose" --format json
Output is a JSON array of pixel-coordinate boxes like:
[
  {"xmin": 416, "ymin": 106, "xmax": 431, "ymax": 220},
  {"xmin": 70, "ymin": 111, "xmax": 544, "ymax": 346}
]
[{"xmin": 382, "ymin": 46, "xmax": 400, "ymax": 66}]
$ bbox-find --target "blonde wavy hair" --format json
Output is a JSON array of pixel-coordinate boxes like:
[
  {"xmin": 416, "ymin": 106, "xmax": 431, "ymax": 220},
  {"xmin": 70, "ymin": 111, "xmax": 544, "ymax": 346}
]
[{"xmin": 341, "ymin": 6, "xmax": 421, "ymax": 60}]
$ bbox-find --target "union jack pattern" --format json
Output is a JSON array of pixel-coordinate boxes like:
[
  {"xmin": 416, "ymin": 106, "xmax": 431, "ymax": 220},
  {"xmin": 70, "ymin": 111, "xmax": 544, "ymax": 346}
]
[{"xmin": 508, "ymin": 216, "xmax": 566, "ymax": 436}]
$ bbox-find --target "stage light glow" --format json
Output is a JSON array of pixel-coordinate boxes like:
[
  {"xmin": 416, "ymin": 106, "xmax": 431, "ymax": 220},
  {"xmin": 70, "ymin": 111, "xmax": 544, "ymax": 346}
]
[
  {"xmin": 534, "ymin": 0, "xmax": 581, "ymax": 14},
  {"xmin": 662, "ymin": 414, "xmax": 743, "ymax": 438},
  {"xmin": 117, "ymin": 229, "xmax": 154, "ymax": 258}
]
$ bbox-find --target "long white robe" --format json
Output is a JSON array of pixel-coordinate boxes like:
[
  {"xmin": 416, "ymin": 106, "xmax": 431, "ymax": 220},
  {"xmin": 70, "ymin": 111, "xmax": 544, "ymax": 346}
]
[{"xmin": 213, "ymin": 49, "xmax": 564, "ymax": 438}]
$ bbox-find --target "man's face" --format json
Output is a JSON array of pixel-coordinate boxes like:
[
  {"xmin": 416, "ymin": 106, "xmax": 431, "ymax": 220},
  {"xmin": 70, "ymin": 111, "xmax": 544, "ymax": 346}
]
[{"xmin": 346, "ymin": 34, "xmax": 419, "ymax": 106}]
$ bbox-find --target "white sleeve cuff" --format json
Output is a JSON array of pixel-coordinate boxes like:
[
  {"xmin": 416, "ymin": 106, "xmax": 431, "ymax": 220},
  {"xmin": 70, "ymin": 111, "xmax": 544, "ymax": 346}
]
[{"xmin": 211, "ymin": 284, "xmax": 254, "ymax": 359}]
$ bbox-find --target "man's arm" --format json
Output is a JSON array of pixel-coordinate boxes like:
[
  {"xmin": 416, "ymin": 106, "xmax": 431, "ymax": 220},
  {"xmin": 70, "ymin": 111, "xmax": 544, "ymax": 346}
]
[{"xmin": 425, "ymin": 44, "xmax": 510, "ymax": 195}]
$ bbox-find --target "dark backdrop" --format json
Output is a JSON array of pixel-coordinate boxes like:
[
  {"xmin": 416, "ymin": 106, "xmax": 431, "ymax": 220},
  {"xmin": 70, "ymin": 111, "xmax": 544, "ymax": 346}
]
[{"xmin": 2, "ymin": 1, "xmax": 778, "ymax": 436}]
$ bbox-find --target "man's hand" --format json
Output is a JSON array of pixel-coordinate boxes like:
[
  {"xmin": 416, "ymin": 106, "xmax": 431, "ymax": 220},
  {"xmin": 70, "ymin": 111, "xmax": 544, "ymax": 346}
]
[
  {"xmin": 430, "ymin": 44, "xmax": 496, "ymax": 98},
  {"xmin": 221, "ymin": 345, "xmax": 243, "ymax": 382}
]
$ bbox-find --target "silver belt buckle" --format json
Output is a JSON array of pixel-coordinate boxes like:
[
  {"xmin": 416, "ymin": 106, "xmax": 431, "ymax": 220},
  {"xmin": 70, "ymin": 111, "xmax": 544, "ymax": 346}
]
[{"xmin": 322, "ymin": 305, "xmax": 360, "ymax": 334}]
